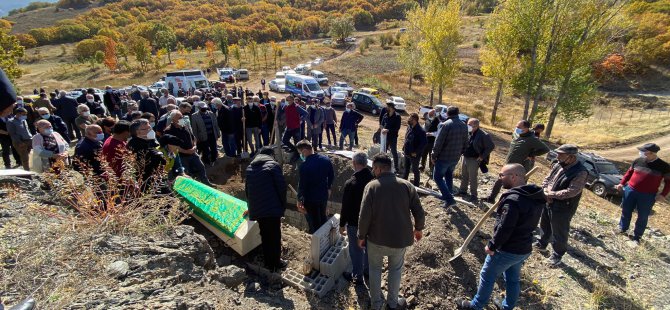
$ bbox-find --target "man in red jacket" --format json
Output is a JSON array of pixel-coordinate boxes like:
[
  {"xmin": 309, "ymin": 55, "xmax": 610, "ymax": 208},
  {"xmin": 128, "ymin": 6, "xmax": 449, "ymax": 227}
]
[
  {"xmin": 281, "ymin": 96, "xmax": 306, "ymax": 160},
  {"xmin": 616, "ymin": 143, "xmax": 670, "ymax": 243}
]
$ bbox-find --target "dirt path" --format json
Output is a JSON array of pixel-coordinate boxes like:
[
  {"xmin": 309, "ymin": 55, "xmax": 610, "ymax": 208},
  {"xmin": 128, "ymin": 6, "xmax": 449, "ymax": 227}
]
[{"xmin": 589, "ymin": 133, "xmax": 670, "ymax": 162}]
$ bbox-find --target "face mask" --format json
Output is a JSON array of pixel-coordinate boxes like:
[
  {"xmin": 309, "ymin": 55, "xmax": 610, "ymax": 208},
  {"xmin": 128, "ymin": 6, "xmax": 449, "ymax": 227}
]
[
  {"xmin": 639, "ymin": 151, "xmax": 646, "ymax": 158},
  {"xmin": 299, "ymin": 154, "xmax": 306, "ymax": 161},
  {"xmin": 82, "ymin": 111, "xmax": 90, "ymax": 117},
  {"xmin": 178, "ymin": 119, "xmax": 187, "ymax": 127},
  {"xmin": 150, "ymin": 122, "xmax": 155, "ymax": 127},
  {"xmin": 106, "ymin": 89, "xmax": 112, "ymax": 93},
  {"xmin": 41, "ymin": 114, "xmax": 50, "ymax": 120},
  {"xmin": 43, "ymin": 128, "xmax": 53, "ymax": 135},
  {"xmin": 145, "ymin": 130, "xmax": 156, "ymax": 140},
  {"xmin": 428, "ymin": 116, "xmax": 435, "ymax": 121},
  {"xmin": 16, "ymin": 100, "xmax": 23, "ymax": 105},
  {"xmin": 18, "ymin": 115, "xmax": 27, "ymax": 121},
  {"xmin": 468, "ymin": 125, "xmax": 473, "ymax": 133},
  {"xmin": 132, "ymin": 88, "xmax": 138, "ymax": 91},
  {"xmin": 87, "ymin": 99, "xmax": 94, "ymax": 103},
  {"xmin": 326, "ymin": 106, "xmax": 331, "ymax": 109},
  {"xmin": 441, "ymin": 112, "xmax": 447, "ymax": 119},
  {"xmin": 514, "ymin": 128, "xmax": 524, "ymax": 135},
  {"xmin": 96, "ymin": 133, "xmax": 105, "ymax": 141},
  {"xmin": 345, "ymin": 108, "xmax": 351, "ymax": 113},
  {"xmin": 247, "ymin": 102, "xmax": 253, "ymax": 106}
]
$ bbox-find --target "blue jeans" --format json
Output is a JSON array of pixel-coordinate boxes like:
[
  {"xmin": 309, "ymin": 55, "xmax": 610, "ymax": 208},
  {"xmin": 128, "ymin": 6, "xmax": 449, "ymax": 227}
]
[
  {"xmin": 347, "ymin": 225, "xmax": 368, "ymax": 278},
  {"xmin": 339, "ymin": 129, "xmax": 355, "ymax": 150},
  {"xmin": 472, "ymin": 251, "xmax": 530, "ymax": 310},
  {"xmin": 222, "ymin": 133, "xmax": 237, "ymax": 157},
  {"xmin": 368, "ymin": 241, "xmax": 406, "ymax": 309},
  {"xmin": 433, "ymin": 159, "xmax": 458, "ymax": 204},
  {"xmin": 619, "ymin": 185, "xmax": 656, "ymax": 239}
]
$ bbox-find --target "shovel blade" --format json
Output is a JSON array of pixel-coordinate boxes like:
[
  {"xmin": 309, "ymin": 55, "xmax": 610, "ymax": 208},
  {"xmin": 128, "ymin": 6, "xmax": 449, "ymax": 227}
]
[{"xmin": 449, "ymin": 247, "xmax": 464, "ymax": 262}]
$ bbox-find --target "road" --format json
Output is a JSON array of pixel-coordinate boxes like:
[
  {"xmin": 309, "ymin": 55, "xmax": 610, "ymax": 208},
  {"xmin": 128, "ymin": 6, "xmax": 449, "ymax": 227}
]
[{"xmin": 589, "ymin": 133, "xmax": 670, "ymax": 162}]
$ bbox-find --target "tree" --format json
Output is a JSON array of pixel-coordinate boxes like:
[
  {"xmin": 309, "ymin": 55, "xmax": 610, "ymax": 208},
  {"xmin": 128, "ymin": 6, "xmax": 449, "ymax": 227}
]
[
  {"xmin": 153, "ymin": 26, "xmax": 176, "ymax": 64},
  {"xmin": 259, "ymin": 42, "xmax": 269, "ymax": 69},
  {"xmin": 128, "ymin": 37, "xmax": 151, "ymax": 72},
  {"xmin": 0, "ymin": 28, "xmax": 25, "ymax": 84},
  {"xmin": 103, "ymin": 37, "xmax": 117, "ymax": 71},
  {"xmin": 480, "ymin": 3, "xmax": 521, "ymax": 125},
  {"xmin": 271, "ymin": 41, "xmax": 281, "ymax": 69},
  {"xmin": 230, "ymin": 44, "xmax": 242, "ymax": 68},
  {"xmin": 351, "ymin": 8, "xmax": 375, "ymax": 30},
  {"xmin": 248, "ymin": 40, "xmax": 259, "ymax": 70},
  {"xmin": 544, "ymin": 0, "xmax": 625, "ymax": 138},
  {"xmin": 205, "ymin": 40, "xmax": 216, "ymax": 66},
  {"xmin": 328, "ymin": 16, "xmax": 355, "ymax": 44},
  {"xmin": 410, "ymin": 0, "xmax": 463, "ymax": 105},
  {"xmin": 213, "ymin": 25, "xmax": 229, "ymax": 66},
  {"xmin": 94, "ymin": 50, "xmax": 105, "ymax": 67},
  {"xmin": 397, "ymin": 32, "xmax": 422, "ymax": 89}
]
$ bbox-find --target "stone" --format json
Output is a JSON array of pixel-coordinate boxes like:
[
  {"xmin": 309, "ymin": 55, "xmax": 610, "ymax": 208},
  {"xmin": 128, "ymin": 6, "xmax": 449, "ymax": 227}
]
[
  {"xmin": 406, "ymin": 295, "xmax": 416, "ymax": 306},
  {"xmin": 216, "ymin": 254, "xmax": 232, "ymax": 267},
  {"xmin": 107, "ymin": 261, "xmax": 130, "ymax": 279},
  {"xmin": 211, "ymin": 265, "xmax": 247, "ymax": 288}
]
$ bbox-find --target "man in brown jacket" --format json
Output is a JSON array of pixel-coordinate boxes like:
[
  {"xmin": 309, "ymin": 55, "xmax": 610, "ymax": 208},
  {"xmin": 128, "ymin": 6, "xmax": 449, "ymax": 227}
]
[{"xmin": 358, "ymin": 153, "xmax": 425, "ymax": 310}]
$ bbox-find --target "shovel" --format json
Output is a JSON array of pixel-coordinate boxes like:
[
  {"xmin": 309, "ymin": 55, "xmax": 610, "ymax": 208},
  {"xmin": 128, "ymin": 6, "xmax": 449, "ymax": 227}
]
[
  {"xmin": 449, "ymin": 166, "xmax": 539, "ymax": 262},
  {"xmin": 241, "ymin": 108, "xmax": 250, "ymax": 159}
]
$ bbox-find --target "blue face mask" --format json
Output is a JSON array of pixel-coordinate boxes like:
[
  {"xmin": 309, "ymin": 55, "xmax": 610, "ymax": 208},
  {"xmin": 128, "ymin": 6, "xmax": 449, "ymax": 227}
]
[
  {"xmin": 96, "ymin": 133, "xmax": 105, "ymax": 141},
  {"xmin": 300, "ymin": 154, "xmax": 306, "ymax": 161},
  {"xmin": 43, "ymin": 128, "xmax": 53, "ymax": 135},
  {"xmin": 41, "ymin": 114, "xmax": 50, "ymax": 119},
  {"xmin": 18, "ymin": 115, "xmax": 27, "ymax": 122},
  {"xmin": 515, "ymin": 128, "xmax": 524, "ymax": 135}
]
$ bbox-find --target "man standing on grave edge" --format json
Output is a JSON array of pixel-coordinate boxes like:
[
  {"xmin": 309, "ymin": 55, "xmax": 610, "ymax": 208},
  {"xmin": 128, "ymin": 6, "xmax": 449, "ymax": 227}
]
[{"xmin": 296, "ymin": 139, "xmax": 334, "ymax": 234}]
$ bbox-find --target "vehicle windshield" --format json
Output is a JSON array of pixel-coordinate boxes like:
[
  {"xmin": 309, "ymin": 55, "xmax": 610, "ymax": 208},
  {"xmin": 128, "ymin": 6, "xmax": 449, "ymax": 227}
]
[
  {"xmin": 316, "ymin": 74, "xmax": 324, "ymax": 78},
  {"xmin": 339, "ymin": 83, "xmax": 349, "ymax": 87},
  {"xmin": 370, "ymin": 96, "xmax": 382, "ymax": 106},
  {"xmin": 306, "ymin": 83, "xmax": 321, "ymax": 91},
  {"xmin": 194, "ymin": 80, "xmax": 209, "ymax": 89},
  {"xmin": 277, "ymin": 80, "xmax": 285, "ymax": 85},
  {"xmin": 596, "ymin": 163, "xmax": 619, "ymax": 174}
]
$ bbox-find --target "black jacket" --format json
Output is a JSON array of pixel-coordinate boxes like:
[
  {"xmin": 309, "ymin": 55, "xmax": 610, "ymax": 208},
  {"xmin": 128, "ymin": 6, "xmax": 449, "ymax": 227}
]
[
  {"xmin": 487, "ymin": 184, "xmax": 546, "ymax": 255},
  {"xmin": 245, "ymin": 154, "xmax": 287, "ymax": 220},
  {"xmin": 74, "ymin": 137, "xmax": 103, "ymax": 175},
  {"xmin": 340, "ymin": 168, "xmax": 374, "ymax": 228},
  {"xmin": 381, "ymin": 111, "xmax": 401, "ymax": 137},
  {"xmin": 127, "ymin": 137, "xmax": 166, "ymax": 187},
  {"xmin": 46, "ymin": 115, "xmax": 70, "ymax": 143},
  {"xmin": 243, "ymin": 104, "xmax": 262, "ymax": 128},
  {"xmin": 52, "ymin": 97, "xmax": 79, "ymax": 120},
  {"xmin": 464, "ymin": 128, "xmax": 495, "ymax": 161},
  {"xmin": 103, "ymin": 91, "xmax": 121, "ymax": 112},
  {"xmin": 217, "ymin": 105, "xmax": 234, "ymax": 134},
  {"xmin": 403, "ymin": 124, "xmax": 427, "ymax": 157},
  {"xmin": 139, "ymin": 98, "xmax": 160, "ymax": 118}
]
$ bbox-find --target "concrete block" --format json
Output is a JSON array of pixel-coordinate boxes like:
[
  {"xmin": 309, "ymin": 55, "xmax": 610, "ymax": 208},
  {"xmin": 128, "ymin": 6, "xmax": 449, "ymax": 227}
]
[
  {"xmin": 319, "ymin": 244, "xmax": 349, "ymax": 278},
  {"xmin": 310, "ymin": 214, "xmax": 341, "ymax": 270},
  {"xmin": 281, "ymin": 269, "xmax": 335, "ymax": 298}
]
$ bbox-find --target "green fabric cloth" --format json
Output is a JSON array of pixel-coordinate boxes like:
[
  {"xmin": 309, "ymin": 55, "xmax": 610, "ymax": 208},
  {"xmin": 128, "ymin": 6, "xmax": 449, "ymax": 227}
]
[{"xmin": 173, "ymin": 176, "xmax": 248, "ymax": 237}]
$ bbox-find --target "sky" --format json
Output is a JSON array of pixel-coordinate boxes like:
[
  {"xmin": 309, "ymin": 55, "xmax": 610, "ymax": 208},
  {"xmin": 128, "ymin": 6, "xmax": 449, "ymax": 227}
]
[{"xmin": 0, "ymin": 0, "xmax": 59, "ymax": 17}]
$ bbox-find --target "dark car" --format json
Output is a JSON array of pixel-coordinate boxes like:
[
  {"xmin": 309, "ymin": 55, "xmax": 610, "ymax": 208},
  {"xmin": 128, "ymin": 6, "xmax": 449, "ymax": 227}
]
[
  {"xmin": 352, "ymin": 92, "xmax": 384, "ymax": 115},
  {"xmin": 546, "ymin": 151, "xmax": 623, "ymax": 197}
]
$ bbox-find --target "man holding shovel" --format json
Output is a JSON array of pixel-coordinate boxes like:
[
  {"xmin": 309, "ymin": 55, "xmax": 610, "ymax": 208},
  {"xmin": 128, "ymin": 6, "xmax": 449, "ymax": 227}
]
[{"xmin": 456, "ymin": 164, "xmax": 545, "ymax": 310}]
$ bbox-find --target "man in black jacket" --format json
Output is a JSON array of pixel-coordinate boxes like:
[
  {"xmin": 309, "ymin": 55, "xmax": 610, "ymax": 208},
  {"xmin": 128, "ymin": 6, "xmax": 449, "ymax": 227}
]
[
  {"xmin": 401, "ymin": 113, "xmax": 427, "ymax": 186},
  {"xmin": 536, "ymin": 144, "xmax": 587, "ymax": 266},
  {"xmin": 456, "ymin": 164, "xmax": 545, "ymax": 310},
  {"xmin": 243, "ymin": 99, "xmax": 262, "ymax": 154},
  {"xmin": 339, "ymin": 152, "xmax": 374, "ymax": 284},
  {"xmin": 458, "ymin": 118, "xmax": 495, "ymax": 202},
  {"xmin": 380, "ymin": 102, "xmax": 401, "ymax": 171},
  {"xmin": 139, "ymin": 91, "xmax": 160, "ymax": 119},
  {"xmin": 127, "ymin": 119, "xmax": 167, "ymax": 191},
  {"xmin": 245, "ymin": 146, "xmax": 288, "ymax": 272},
  {"xmin": 53, "ymin": 91, "xmax": 81, "ymax": 140},
  {"xmin": 103, "ymin": 86, "xmax": 123, "ymax": 119}
]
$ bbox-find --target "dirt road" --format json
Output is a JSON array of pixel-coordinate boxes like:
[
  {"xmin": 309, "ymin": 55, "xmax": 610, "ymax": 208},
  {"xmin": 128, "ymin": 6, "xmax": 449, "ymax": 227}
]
[{"xmin": 589, "ymin": 133, "xmax": 670, "ymax": 162}]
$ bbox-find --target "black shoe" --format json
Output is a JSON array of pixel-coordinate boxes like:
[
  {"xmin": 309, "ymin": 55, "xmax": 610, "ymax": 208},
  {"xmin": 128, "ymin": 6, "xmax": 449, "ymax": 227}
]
[
  {"xmin": 386, "ymin": 297, "xmax": 407, "ymax": 310},
  {"xmin": 485, "ymin": 196, "xmax": 496, "ymax": 204},
  {"xmin": 547, "ymin": 254, "xmax": 563, "ymax": 268},
  {"xmin": 455, "ymin": 298, "xmax": 473, "ymax": 309},
  {"xmin": 533, "ymin": 241, "xmax": 548, "ymax": 252}
]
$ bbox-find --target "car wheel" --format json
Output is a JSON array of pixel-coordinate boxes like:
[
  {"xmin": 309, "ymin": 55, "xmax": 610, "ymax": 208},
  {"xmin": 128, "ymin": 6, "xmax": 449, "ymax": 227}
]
[
  {"xmin": 372, "ymin": 108, "xmax": 378, "ymax": 115},
  {"xmin": 592, "ymin": 182, "xmax": 607, "ymax": 197}
]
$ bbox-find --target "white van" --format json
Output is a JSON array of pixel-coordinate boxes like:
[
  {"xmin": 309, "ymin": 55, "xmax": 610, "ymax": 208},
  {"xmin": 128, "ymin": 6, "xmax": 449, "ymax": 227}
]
[
  {"xmin": 309, "ymin": 70, "xmax": 328, "ymax": 85},
  {"xmin": 165, "ymin": 70, "xmax": 210, "ymax": 96},
  {"xmin": 285, "ymin": 74, "xmax": 325, "ymax": 101},
  {"xmin": 275, "ymin": 71, "xmax": 286, "ymax": 80}
]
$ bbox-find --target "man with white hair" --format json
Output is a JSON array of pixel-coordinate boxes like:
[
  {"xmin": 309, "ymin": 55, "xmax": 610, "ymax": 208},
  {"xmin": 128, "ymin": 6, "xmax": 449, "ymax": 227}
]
[
  {"xmin": 191, "ymin": 100, "xmax": 220, "ymax": 165},
  {"xmin": 164, "ymin": 110, "xmax": 212, "ymax": 185},
  {"xmin": 52, "ymin": 90, "xmax": 80, "ymax": 140},
  {"xmin": 138, "ymin": 91, "xmax": 159, "ymax": 119},
  {"xmin": 75, "ymin": 104, "xmax": 98, "ymax": 139},
  {"xmin": 36, "ymin": 107, "xmax": 70, "ymax": 143},
  {"xmin": 85, "ymin": 93, "xmax": 106, "ymax": 117}
]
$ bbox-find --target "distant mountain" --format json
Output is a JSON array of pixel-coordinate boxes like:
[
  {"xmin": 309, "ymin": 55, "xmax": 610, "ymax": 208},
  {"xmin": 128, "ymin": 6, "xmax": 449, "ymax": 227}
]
[{"xmin": 0, "ymin": 0, "xmax": 59, "ymax": 17}]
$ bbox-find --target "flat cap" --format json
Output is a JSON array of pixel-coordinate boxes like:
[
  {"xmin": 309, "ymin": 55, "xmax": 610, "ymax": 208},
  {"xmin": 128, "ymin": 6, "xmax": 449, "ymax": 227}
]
[
  {"xmin": 638, "ymin": 143, "xmax": 660, "ymax": 153},
  {"xmin": 555, "ymin": 144, "xmax": 579, "ymax": 155}
]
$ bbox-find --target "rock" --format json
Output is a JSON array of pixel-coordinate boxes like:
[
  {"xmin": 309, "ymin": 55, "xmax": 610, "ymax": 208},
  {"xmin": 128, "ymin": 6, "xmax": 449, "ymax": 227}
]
[
  {"xmin": 107, "ymin": 261, "xmax": 130, "ymax": 279},
  {"xmin": 216, "ymin": 254, "xmax": 232, "ymax": 267},
  {"xmin": 211, "ymin": 265, "xmax": 247, "ymax": 288},
  {"xmin": 406, "ymin": 295, "xmax": 416, "ymax": 306},
  {"xmin": 427, "ymin": 304, "xmax": 434, "ymax": 309}
]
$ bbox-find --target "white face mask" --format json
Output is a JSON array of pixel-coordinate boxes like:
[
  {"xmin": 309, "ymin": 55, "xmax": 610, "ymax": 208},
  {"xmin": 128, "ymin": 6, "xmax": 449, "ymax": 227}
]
[
  {"xmin": 87, "ymin": 99, "xmax": 94, "ymax": 103},
  {"xmin": 428, "ymin": 116, "xmax": 435, "ymax": 121},
  {"xmin": 468, "ymin": 125, "xmax": 473, "ymax": 133},
  {"xmin": 82, "ymin": 111, "xmax": 90, "ymax": 117},
  {"xmin": 345, "ymin": 108, "xmax": 351, "ymax": 112},
  {"xmin": 178, "ymin": 119, "xmax": 187, "ymax": 127},
  {"xmin": 639, "ymin": 151, "xmax": 646, "ymax": 158},
  {"xmin": 146, "ymin": 129, "xmax": 156, "ymax": 140}
]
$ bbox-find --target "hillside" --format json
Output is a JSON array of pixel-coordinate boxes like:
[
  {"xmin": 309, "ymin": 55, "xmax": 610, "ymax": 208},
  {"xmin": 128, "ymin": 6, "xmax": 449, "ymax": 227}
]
[
  {"xmin": 5, "ymin": 3, "xmax": 95, "ymax": 34},
  {"xmin": 0, "ymin": 0, "xmax": 58, "ymax": 17}
]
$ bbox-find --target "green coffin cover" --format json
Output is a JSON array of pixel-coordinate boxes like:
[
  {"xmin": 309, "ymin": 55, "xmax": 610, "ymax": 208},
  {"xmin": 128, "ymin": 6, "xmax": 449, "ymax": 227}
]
[{"xmin": 173, "ymin": 176, "xmax": 248, "ymax": 237}]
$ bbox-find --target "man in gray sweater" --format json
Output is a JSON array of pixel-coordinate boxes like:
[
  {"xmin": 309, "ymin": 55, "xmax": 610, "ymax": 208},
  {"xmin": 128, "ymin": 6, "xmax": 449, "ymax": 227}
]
[{"xmin": 358, "ymin": 153, "xmax": 425, "ymax": 310}]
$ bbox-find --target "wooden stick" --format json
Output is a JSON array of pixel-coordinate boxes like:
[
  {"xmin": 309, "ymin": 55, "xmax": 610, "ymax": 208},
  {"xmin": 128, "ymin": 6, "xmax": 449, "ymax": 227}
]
[{"xmin": 449, "ymin": 166, "xmax": 539, "ymax": 262}]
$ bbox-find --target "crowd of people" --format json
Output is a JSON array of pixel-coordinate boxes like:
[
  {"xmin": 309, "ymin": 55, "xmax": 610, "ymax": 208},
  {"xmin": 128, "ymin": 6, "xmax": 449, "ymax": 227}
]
[{"xmin": 1, "ymin": 67, "xmax": 669, "ymax": 310}]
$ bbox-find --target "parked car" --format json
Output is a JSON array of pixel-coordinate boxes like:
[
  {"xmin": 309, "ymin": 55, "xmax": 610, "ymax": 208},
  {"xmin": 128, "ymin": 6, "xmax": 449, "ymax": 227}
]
[
  {"xmin": 358, "ymin": 87, "xmax": 380, "ymax": 98},
  {"xmin": 399, "ymin": 28, "xmax": 407, "ymax": 33},
  {"xmin": 281, "ymin": 66, "xmax": 292, "ymax": 72},
  {"xmin": 330, "ymin": 91, "xmax": 348, "ymax": 107},
  {"xmin": 312, "ymin": 58, "xmax": 323, "ymax": 65},
  {"xmin": 325, "ymin": 86, "xmax": 346, "ymax": 97},
  {"xmin": 546, "ymin": 151, "xmax": 623, "ymax": 197},
  {"xmin": 217, "ymin": 68, "xmax": 235, "ymax": 82},
  {"xmin": 419, "ymin": 104, "xmax": 448, "ymax": 119},
  {"xmin": 234, "ymin": 69, "xmax": 249, "ymax": 80},
  {"xmin": 333, "ymin": 81, "xmax": 354, "ymax": 94},
  {"xmin": 275, "ymin": 71, "xmax": 286, "ymax": 80},
  {"xmin": 269, "ymin": 79, "xmax": 286, "ymax": 93},
  {"xmin": 310, "ymin": 70, "xmax": 328, "ymax": 85},
  {"xmin": 148, "ymin": 81, "xmax": 166, "ymax": 94},
  {"xmin": 322, "ymin": 39, "xmax": 332, "ymax": 45},
  {"xmin": 294, "ymin": 65, "xmax": 309, "ymax": 75},
  {"xmin": 352, "ymin": 92, "xmax": 384, "ymax": 115},
  {"xmin": 345, "ymin": 37, "xmax": 356, "ymax": 42},
  {"xmin": 387, "ymin": 96, "xmax": 406, "ymax": 112}
]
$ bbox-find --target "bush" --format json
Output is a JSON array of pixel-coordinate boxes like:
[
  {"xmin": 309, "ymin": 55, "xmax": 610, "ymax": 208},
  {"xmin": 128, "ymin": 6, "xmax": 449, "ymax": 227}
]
[{"xmin": 473, "ymin": 42, "xmax": 480, "ymax": 48}]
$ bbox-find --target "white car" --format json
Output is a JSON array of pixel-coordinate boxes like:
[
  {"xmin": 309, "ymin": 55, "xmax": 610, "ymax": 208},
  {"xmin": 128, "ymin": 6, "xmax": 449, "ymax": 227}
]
[
  {"xmin": 148, "ymin": 81, "xmax": 166, "ymax": 93},
  {"xmin": 344, "ymin": 37, "xmax": 356, "ymax": 42},
  {"xmin": 312, "ymin": 58, "xmax": 323, "ymax": 65},
  {"xmin": 281, "ymin": 66, "xmax": 292, "ymax": 72},
  {"xmin": 269, "ymin": 79, "xmax": 285, "ymax": 93},
  {"xmin": 387, "ymin": 96, "xmax": 407, "ymax": 111},
  {"xmin": 330, "ymin": 91, "xmax": 348, "ymax": 107},
  {"xmin": 333, "ymin": 81, "xmax": 354, "ymax": 94},
  {"xmin": 419, "ymin": 104, "xmax": 447, "ymax": 119}
]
